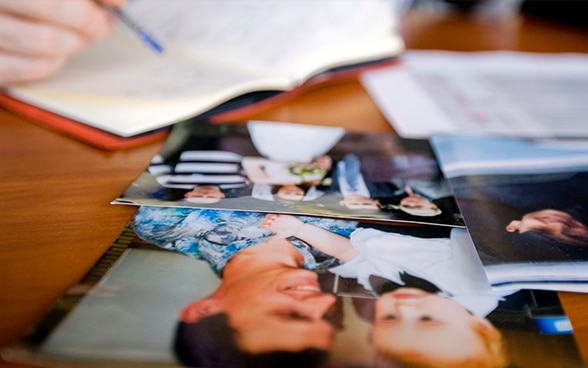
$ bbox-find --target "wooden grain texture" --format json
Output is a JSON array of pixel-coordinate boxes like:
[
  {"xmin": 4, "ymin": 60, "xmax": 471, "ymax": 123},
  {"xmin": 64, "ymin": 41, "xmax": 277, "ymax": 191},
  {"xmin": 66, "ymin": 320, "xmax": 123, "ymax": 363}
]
[{"xmin": 1, "ymin": 9, "xmax": 588, "ymax": 368}]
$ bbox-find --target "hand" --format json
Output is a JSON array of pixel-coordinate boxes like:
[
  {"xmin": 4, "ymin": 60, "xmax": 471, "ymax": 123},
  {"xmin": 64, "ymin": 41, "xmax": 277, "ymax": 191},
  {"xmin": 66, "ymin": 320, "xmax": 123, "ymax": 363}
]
[
  {"xmin": 0, "ymin": 0, "xmax": 125, "ymax": 85},
  {"xmin": 260, "ymin": 214, "xmax": 305, "ymax": 239}
]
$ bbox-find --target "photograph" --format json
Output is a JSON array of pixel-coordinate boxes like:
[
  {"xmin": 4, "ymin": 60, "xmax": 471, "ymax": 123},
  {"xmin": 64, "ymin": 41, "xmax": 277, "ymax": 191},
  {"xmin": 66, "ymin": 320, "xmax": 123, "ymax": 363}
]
[
  {"xmin": 5, "ymin": 213, "xmax": 583, "ymax": 368},
  {"xmin": 431, "ymin": 133, "xmax": 588, "ymax": 291},
  {"xmin": 115, "ymin": 120, "xmax": 464, "ymax": 227}
]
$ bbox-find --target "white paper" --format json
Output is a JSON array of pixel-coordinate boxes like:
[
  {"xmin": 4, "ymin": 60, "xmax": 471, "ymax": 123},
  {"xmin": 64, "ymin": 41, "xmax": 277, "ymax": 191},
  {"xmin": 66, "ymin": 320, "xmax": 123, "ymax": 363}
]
[{"xmin": 361, "ymin": 51, "xmax": 588, "ymax": 139}]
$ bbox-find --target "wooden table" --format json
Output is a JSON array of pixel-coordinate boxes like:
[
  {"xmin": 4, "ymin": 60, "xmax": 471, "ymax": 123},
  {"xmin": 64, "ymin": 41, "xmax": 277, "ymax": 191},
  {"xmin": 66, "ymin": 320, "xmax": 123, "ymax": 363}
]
[{"xmin": 1, "ymin": 9, "xmax": 588, "ymax": 367}]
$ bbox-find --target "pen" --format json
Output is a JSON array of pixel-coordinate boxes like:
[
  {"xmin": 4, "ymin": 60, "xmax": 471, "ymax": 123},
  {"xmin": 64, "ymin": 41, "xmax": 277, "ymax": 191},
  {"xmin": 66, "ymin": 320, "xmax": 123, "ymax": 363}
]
[{"xmin": 96, "ymin": 1, "xmax": 165, "ymax": 54}]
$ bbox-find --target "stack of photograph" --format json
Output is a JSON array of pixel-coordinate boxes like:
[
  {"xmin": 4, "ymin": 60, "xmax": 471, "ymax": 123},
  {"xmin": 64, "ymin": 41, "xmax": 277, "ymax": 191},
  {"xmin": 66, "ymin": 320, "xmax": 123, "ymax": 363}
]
[{"xmin": 6, "ymin": 120, "xmax": 588, "ymax": 368}]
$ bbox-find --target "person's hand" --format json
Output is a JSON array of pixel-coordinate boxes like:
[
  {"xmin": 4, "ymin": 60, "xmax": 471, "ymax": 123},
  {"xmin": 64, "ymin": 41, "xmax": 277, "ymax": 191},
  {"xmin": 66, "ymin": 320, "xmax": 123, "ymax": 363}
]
[
  {"xmin": 0, "ymin": 0, "xmax": 125, "ymax": 85},
  {"xmin": 260, "ymin": 214, "xmax": 305, "ymax": 239}
]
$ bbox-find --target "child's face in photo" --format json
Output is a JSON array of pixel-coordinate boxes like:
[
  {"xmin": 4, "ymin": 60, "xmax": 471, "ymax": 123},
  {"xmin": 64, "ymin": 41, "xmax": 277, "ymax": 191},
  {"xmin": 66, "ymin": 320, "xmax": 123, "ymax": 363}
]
[
  {"xmin": 339, "ymin": 194, "xmax": 380, "ymax": 210},
  {"xmin": 276, "ymin": 184, "xmax": 305, "ymax": 201},
  {"xmin": 399, "ymin": 195, "xmax": 437, "ymax": 210},
  {"xmin": 371, "ymin": 288, "xmax": 493, "ymax": 365},
  {"xmin": 184, "ymin": 185, "xmax": 225, "ymax": 203}
]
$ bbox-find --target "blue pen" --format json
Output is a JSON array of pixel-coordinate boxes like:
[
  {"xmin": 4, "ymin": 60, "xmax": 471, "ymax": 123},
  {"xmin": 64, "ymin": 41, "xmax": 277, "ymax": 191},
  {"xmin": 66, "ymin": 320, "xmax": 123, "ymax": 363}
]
[{"xmin": 97, "ymin": 1, "xmax": 165, "ymax": 54}]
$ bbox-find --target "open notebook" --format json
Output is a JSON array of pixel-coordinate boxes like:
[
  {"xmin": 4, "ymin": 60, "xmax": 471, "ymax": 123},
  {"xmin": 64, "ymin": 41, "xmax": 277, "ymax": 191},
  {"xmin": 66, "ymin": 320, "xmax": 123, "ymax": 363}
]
[{"xmin": 3, "ymin": 0, "xmax": 404, "ymax": 142}]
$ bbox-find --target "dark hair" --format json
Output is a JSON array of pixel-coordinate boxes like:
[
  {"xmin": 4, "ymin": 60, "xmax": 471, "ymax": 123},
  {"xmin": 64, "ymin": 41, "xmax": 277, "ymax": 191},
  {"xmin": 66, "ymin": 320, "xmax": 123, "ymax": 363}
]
[
  {"xmin": 174, "ymin": 313, "xmax": 329, "ymax": 368},
  {"xmin": 162, "ymin": 188, "xmax": 192, "ymax": 201},
  {"xmin": 163, "ymin": 186, "xmax": 249, "ymax": 202},
  {"xmin": 271, "ymin": 183, "xmax": 314, "ymax": 202}
]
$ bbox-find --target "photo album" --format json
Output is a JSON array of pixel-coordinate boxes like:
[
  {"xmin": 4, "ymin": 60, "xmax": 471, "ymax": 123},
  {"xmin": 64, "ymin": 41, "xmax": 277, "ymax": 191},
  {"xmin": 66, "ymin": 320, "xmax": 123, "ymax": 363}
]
[{"xmin": 4, "ymin": 120, "xmax": 587, "ymax": 368}]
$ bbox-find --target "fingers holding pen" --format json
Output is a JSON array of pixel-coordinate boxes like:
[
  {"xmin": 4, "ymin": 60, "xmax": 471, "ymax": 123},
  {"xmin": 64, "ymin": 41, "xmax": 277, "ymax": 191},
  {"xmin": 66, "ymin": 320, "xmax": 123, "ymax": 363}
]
[{"xmin": 0, "ymin": 0, "xmax": 125, "ymax": 85}]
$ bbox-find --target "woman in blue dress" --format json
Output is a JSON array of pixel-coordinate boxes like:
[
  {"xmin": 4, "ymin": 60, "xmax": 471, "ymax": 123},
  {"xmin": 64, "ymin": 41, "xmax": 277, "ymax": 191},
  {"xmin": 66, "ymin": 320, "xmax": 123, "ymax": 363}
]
[{"xmin": 133, "ymin": 206, "xmax": 358, "ymax": 275}]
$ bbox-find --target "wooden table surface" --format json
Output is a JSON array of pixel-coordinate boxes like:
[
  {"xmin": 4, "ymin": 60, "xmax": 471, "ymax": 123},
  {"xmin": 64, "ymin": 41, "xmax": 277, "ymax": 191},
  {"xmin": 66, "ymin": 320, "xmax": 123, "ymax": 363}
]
[{"xmin": 1, "ymin": 9, "xmax": 588, "ymax": 368}]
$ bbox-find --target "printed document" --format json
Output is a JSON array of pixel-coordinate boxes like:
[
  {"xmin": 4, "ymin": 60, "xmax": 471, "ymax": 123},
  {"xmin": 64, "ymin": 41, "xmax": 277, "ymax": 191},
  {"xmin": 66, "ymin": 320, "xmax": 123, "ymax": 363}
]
[{"xmin": 361, "ymin": 51, "xmax": 588, "ymax": 139}]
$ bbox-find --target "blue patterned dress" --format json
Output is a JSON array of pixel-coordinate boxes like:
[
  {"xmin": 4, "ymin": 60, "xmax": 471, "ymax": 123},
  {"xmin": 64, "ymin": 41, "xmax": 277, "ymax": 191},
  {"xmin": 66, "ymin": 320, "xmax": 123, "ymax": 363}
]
[{"xmin": 133, "ymin": 206, "xmax": 358, "ymax": 275}]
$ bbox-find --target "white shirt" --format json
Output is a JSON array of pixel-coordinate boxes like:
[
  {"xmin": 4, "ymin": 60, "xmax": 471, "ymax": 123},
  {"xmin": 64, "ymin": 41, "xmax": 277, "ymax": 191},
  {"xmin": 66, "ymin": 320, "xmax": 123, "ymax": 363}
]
[{"xmin": 330, "ymin": 228, "xmax": 509, "ymax": 316}]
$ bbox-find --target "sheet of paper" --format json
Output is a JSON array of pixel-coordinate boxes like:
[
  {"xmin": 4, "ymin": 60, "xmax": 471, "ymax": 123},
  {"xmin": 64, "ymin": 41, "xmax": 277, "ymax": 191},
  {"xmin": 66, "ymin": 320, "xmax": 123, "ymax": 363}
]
[
  {"xmin": 22, "ymin": 1, "xmax": 400, "ymax": 101},
  {"xmin": 126, "ymin": 0, "xmax": 400, "ymax": 77},
  {"xmin": 361, "ymin": 51, "xmax": 588, "ymax": 139}
]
